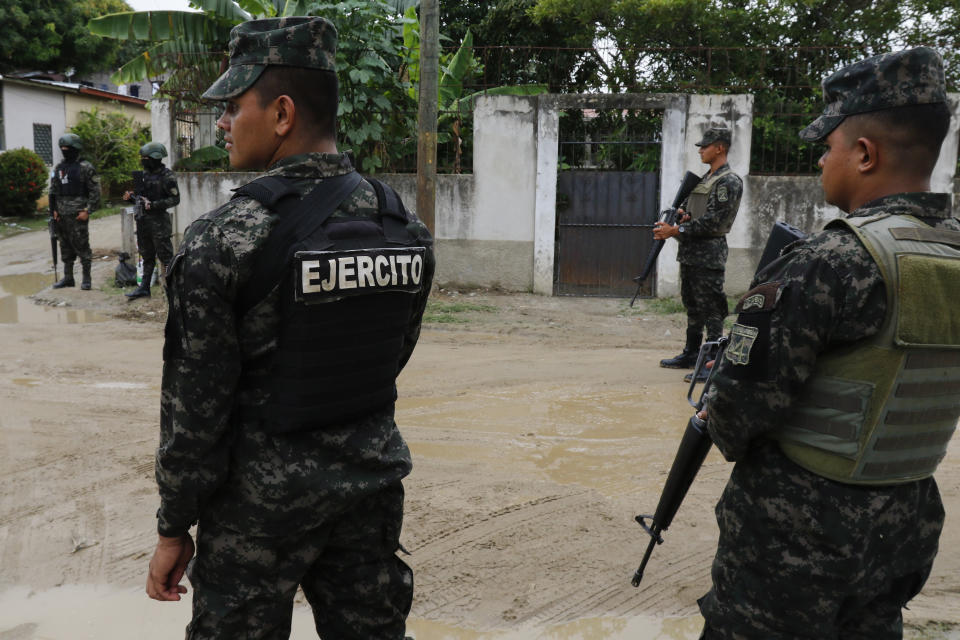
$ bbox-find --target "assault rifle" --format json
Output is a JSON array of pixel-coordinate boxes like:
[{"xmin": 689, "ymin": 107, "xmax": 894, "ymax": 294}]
[
  {"xmin": 48, "ymin": 215, "xmax": 59, "ymax": 284},
  {"xmin": 630, "ymin": 220, "xmax": 808, "ymax": 587},
  {"xmin": 631, "ymin": 336, "xmax": 727, "ymax": 587},
  {"xmin": 629, "ymin": 170, "xmax": 702, "ymax": 307}
]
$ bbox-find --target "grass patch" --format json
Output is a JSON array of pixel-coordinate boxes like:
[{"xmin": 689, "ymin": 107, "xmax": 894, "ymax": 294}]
[
  {"xmin": 643, "ymin": 296, "xmax": 686, "ymax": 315},
  {"xmin": 0, "ymin": 206, "xmax": 125, "ymax": 240},
  {"xmin": 424, "ymin": 300, "xmax": 498, "ymax": 324}
]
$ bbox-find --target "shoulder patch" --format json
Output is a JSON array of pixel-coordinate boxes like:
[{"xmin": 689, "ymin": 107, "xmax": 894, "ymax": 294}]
[
  {"xmin": 717, "ymin": 185, "xmax": 728, "ymax": 202},
  {"xmin": 296, "ymin": 247, "xmax": 426, "ymax": 303},
  {"xmin": 734, "ymin": 281, "xmax": 782, "ymax": 313},
  {"xmin": 725, "ymin": 323, "xmax": 759, "ymax": 365}
]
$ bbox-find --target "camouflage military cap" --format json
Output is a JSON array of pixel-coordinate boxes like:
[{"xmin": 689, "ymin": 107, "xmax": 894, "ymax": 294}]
[
  {"xmin": 800, "ymin": 46, "xmax": 946, "ymax": 142},
  {"xmin": 202, "ymin": 17, "xmax": 338, "ymax": 101},
  {"xmin": 695, "ymin": 127, "xmax": 732, "ymax": 147}
]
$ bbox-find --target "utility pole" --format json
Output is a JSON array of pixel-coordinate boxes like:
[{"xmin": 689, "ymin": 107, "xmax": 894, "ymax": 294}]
[{"xmin": 416, "ymin": 0, "xmax": 439, "ymax": 234}]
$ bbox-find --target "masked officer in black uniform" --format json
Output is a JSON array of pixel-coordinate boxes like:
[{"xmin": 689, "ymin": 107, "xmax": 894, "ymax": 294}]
[
  {"xmin": 49, "ymin": 134, "xmax": 101, "ymax": 290},
  {"xmin": 123, "ymin": 141, "xmax": 180, "ymax": 299}
]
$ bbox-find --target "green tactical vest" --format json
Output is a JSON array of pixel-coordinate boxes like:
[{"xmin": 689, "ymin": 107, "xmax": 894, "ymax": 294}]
[
  {"xmin": 777, "ymin": 213, "xmax": 960, "ymax": 485},
  {"xmin": 686, "ymin": 167, "xmax": 732, "ymax": 235}
]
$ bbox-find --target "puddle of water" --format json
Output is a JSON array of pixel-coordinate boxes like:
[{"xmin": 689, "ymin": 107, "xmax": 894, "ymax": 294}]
[
  {"xmin": 0, "ymin": 586, "xmax": 702, "ymax": 640},
  {"xmin": 401, "ymin": 386, "xmax": 693, "ymax": 495},
  {"xmin": 0, "ymin": 273, "xmax": 108, "ymax": 324}
]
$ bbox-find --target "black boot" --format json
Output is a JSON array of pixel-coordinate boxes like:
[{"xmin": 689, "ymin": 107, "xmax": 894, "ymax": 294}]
[
  {"xmin": 660, "ymin": 328, "xmax": 702, "ymax": 369},
  {"xmin": 126, "ymin": 263, "xmax": 153, "ymax": 300},
  {"xmin": 53, "ymin": 263, "xmax": 75, "ymax": 289},
  {"xmin": 80, "ymin": 261, "xmax": 92, "ymax": 291}
]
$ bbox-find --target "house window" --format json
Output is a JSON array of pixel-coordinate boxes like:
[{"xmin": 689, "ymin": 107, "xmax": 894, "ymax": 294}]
[
  {"xmin": 33, "ymin": 124, "xmax": 53, "ymax": 164},
  {"xmin": 129, "ymin": 84, "xmax": 140, "ymax": 98}
]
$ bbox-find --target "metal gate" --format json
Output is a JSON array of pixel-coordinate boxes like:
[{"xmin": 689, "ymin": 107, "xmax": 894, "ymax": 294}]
[{"xmin": 554, "ymin": 170, "xmax": 661, "ymax": 297}]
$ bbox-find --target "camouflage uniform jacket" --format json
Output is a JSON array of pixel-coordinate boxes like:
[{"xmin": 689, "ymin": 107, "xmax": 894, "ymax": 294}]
[
  {"xmin": 141, "ymin": 166, "xmax": 180, "ymax": 213},
  {"xmin": 706, "ymin": 192, "xmax": 958, "ymax": 462},
  {"xmin": 157, "ymin": 152, "xmax": 433, "ymax": 537},
  {"xmin": 677, "ymin": 163, "xmax": 743, "ymax": 269},
  {"xmin": 49, "ymin": 159, "xmax": 100, "ymax": 216}
]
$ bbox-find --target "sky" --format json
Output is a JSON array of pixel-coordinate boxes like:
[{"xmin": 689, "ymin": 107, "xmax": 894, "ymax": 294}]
[{"xmin": 124, "ymin": 0, "xmax": 198, "ymax": 11}]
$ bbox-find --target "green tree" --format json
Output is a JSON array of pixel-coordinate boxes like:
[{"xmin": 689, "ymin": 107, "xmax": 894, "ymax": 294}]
[
  {"xmin": 70, "ymin": 107, "xmax": 150, "ymax": 196},
  {"xmin": 89, "ymin": 0, "xmax": 418, "ymax": 173},
  {"xmin": 0, "ymin": 0, "xmax": 139, "ymax": 77}
]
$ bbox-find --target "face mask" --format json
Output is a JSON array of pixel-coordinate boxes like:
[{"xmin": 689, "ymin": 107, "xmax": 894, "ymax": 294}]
[
  {"xmin": 62, "ymin": 148, "xmax": 80, "ymax": 162},
  {"xmin": 141, "ymin": 158, "xmax": 161, "ymax": 171}
]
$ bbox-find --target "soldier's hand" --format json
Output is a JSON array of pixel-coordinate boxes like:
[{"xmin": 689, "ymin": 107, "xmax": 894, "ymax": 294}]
[
  {"xmin": 679, "ymin": 212, "xmax": 691, "ymax": 223},
  {"xmin": 52, "ymin": 211, "xmax": 60, "ymax": 221},
  {"xmin": 653, "ymin": 221, "xmax": 679, "ymax": 240},
  {"xmin": 123, "ymin": 191, "xmax": 132, "ymax": 201},
  {"xmin": 143, "ymin": 199, "xmax": 152, "ymax": 211},
  {"xmin": 146, "ymin": 533, "xmax": 195, "ymax": 602},
  {"xmin": 77, "ymin": 210, "xmax": 89, "ymax": 222}
]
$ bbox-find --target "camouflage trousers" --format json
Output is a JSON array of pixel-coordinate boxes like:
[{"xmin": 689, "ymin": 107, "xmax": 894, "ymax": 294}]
[
  {"xmin": 698, "ymin": 441, "xmax": 943, "ymax": 640},
  {"xmin": 55, "ymin": 212, "xmax": 91, "ymax": 264},
  {"xmin": 136, "ymin": 211, "xmax": 174, "ymax": 268},
  {"xmin": 185, "ymin": 483, "xmax": 413, "ymax": 640},
  {"xmin": 680, "ymin": 264, "xmax": 727, "ymax": 343}
]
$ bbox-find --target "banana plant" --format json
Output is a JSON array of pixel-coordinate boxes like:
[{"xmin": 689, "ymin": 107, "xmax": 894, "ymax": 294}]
[{"xmin": 87, "ymin": 0, "xmax": 313, "ymax": 89}]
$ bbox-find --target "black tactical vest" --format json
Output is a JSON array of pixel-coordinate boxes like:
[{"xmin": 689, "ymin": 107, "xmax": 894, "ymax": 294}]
[
  {"xmin": 142, "ymin": 169, "xmax": 168, "ymax": 206},
  {"xmin": 56, "ymin": 161, "xmax": 86, "ymax": 197},
  {"xmin": 235, "ymin": 173, "xmax": 429, "ymax": 434}
]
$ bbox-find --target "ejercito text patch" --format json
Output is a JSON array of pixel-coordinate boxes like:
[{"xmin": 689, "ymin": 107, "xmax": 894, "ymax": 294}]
[{"xmin": 294, "ymin": 247, "xmax": 426, "ymax": 302}]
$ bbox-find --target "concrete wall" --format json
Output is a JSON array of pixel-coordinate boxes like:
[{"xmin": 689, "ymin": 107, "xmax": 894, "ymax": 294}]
[
  {"xmin": 1, "ymin": 83, "xmax": 66, "ymax": 163},
  {"xmin": 158, "ymin": 92, "xmax": 960, "ymax": 297}
]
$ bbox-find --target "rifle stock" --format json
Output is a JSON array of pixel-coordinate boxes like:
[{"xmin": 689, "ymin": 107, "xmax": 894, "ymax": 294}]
[{"xmin": 629, "ymin": 171, "xmax": 702, "ymax": 307}]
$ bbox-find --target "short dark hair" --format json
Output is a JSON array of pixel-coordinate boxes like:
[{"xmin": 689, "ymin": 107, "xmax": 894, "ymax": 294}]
[
  {"xmin": 844, "ymin": 102, "xmax": 951, "ymax": 176},
  {"xmin": 252, "ymin": 66, "xmax": 338, "ymax": 140}
]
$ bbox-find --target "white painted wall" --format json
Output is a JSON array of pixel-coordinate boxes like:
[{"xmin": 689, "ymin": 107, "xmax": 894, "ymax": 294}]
[
  {"xmin": 2, "ymin": 84, "xmax": 67, "ymax": 164},
  {"xmin": 472, "ymin": 96, "xmax": 539, "ymax": 242},
  {"xmin": 933, "ymin": 93, "xmax": 960, "ymax": 193}
]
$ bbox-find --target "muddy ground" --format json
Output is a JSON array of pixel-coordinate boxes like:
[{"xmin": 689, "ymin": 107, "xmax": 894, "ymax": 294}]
[{"xmin": 1, "ymin": 215, "xmax": 959, "ymax": 639}]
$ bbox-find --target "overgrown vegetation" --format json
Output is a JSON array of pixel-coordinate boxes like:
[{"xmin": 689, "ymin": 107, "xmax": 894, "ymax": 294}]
[
  {"xmin": 70, "ymin": 107, "xmax": 150, "ymax": 197},
  {"xmin": 0, "ymin": 205, "xmax": 125, "ymax": 240}
]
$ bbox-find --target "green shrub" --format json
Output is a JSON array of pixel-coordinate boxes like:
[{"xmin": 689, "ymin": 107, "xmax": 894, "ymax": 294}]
[{"xmin": 0, "ymin": 148, "xmax": 47, "ymax": 217}]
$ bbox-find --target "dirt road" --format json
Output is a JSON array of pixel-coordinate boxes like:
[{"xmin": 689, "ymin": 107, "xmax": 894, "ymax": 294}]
[{"xmin": 1, "ymin": 215, "xmax": 958, "ymax": 639}]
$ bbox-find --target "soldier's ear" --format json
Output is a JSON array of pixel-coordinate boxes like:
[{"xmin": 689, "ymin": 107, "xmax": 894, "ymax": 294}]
[
  {"xmin": 855, "ymin": 136, "xmax": 879, "ymax": 174},
  {"xmin": 273, "ymin": 95, "xmax": 295, "ymax": 137}
]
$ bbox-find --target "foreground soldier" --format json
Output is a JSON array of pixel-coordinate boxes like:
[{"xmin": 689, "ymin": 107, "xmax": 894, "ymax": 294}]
[
  {"xmin": 145, "ymin": 17, "xmax": 433, "ymax": 639},
  {"xmin": 654, "ymin": 127, "xmax": 742, "ymax": 370},
  {"xmin": 123, "ymin": 142, "xmax": 179, "ymax": 300},
  {"xmin": 699, "ymin": 47, "xmax": 956, "ymax": 638},
  {"xmin": 49, "ymin": 134, "xmax": 101, "ymax": 290}
]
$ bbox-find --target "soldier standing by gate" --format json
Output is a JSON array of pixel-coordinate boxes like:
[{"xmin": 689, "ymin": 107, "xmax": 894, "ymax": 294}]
[
  {"xmin": 654, "ymin": 127, "xmax": 743, "ymax": 374},
  {"xmin": 50, "ymin": 134, "xmax": 101, "ymax": 291},
  {"xmin": 123, "ymin": 142, "xmax": 180, "ymax": 300}
]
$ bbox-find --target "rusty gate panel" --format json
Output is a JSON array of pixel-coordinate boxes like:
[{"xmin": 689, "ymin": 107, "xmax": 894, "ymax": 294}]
[{"xmin": 555, "ymin": 171, "xmax": 660, "ymax": 297}]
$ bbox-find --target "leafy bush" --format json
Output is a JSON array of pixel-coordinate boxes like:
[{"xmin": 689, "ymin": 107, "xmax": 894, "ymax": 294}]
[
  {"xmin": 0, "ymin": 148, "xmax": 47, "ymax": 217},
  {"xmin": 70, "ymin": 107, "xmax": 150, "ymax": 196}
]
